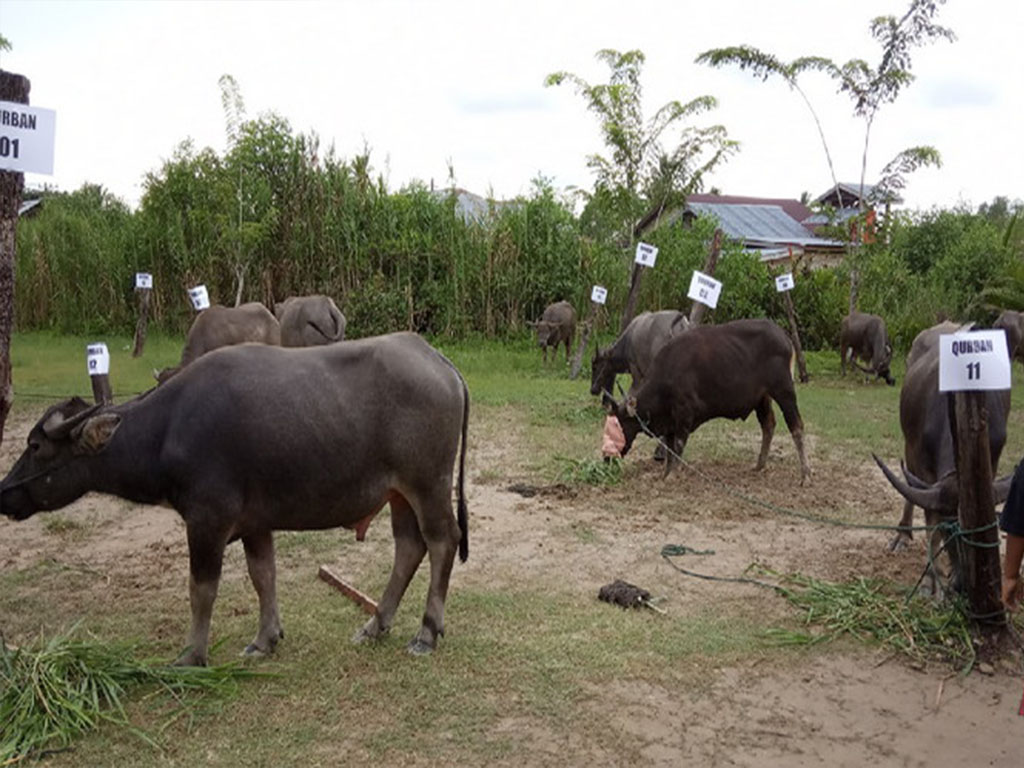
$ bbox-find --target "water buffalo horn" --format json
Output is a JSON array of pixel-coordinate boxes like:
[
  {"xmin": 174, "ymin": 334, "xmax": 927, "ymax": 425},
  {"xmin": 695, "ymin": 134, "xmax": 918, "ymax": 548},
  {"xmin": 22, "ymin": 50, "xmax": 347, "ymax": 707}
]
[
  {"xmin": 900, "ymin": 461, "xmax": 933, "ymax": 490},
  {"xmin": 872, "ymin": 453, "xmax": 947, "ymax": 512},
  {"xmin": 42, "ymin": 402, "xmax": 103, "ymax": 440}
]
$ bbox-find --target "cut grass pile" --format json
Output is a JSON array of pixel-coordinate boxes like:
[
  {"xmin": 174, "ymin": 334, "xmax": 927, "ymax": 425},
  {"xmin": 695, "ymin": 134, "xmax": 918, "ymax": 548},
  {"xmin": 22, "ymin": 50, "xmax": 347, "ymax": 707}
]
[{"xmin": 0, "ymin": 626, "xmax": 266, "ymax": 764}]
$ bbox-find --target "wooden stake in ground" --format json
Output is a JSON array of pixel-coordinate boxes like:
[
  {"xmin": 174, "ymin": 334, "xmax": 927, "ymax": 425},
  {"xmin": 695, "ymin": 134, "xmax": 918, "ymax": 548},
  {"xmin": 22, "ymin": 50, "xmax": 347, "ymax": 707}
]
[
  {"xmin": 779, "ymin": 250, "xmax": 809, "ymax": 383},
  {"xmin": 87, "ymin": 342, "xmax": 113, "ymax": 405},
  {"xmin": 688, "ymin": 228, "xmax": 722, "ymax": 326},
  {"xmin": 0, "ymin": 69, "xmax": 30, "ymax": 447},
  {"xmin": 132, "ymin": 274, "xmax": 153, "ymax": 358},
  {"xmin": 952, "ymin": 390, "xmax": 1006, "ymax": 634},
  {"xmin": 318, "ymin": 565, "xmax": 378, "ymax": 616},
  {"xmin": 570, "ymin": 286, "xmax": 606, "ymax": 380}
]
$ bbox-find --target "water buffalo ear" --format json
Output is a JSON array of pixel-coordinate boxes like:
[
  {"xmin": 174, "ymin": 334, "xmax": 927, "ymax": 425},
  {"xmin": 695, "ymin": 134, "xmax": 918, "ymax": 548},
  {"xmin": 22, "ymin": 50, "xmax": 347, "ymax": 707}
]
[
  {"xmin": 625, "ymin": 396, "xmax": 638, "ymax": 418},
  {"xmin": 73, "ymin": 414, "xmax": 122, "ymax": 455}
]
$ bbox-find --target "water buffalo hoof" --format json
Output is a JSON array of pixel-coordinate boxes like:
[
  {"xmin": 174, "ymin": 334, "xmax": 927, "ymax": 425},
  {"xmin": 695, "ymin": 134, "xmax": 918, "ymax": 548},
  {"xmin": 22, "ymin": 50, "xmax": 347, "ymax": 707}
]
[
  {"xmin": 242, "ymin": 644, "xmax": 270, "ymax": 658},
  {"xmin": 888, "ymin": 533, "xmax": 911, "ymax": 553},
  {"xmin": 172, "ymin": 649, "xmax": 208, "ymax": 667},
  {"xmin": 406, "ymin": 638, "xmax": 434, "ymax": 656},
  {"xmin": 352, "ymin": 620, "xmax": 388, "ymax": 645}
]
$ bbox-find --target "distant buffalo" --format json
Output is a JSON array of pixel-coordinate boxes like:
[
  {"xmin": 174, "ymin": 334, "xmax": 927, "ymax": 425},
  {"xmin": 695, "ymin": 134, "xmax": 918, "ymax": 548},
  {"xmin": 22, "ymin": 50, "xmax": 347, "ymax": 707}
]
[
  {"xmin": 994, "ymin": 309, "xmax": 1024, "ymax": 364},
  {"xmin": 839, "ymin": 311, "xmax": 895, "ymax": 385},
  {"xmin": 156, "ymin": 302, "xmax": 281, "ymax": 384},
  {"xmin": 529, "ymin": 301, "xmax": 577, "ymax": 363},
  {"xmin": 274, "ymin": 295, "xmax": 346, "ymax": 347}
]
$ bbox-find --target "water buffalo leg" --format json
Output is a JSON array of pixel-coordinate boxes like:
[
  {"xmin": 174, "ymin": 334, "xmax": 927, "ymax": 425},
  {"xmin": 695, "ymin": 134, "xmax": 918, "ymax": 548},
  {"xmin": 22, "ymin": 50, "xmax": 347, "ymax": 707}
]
[
  {"xmin": 407, "ymin": 489, "xmax": 460, "ymax": 655},
  {"xmin": 242, "ymin": 530, "xmax": 283, "ymax": 657},
  {"xmin": 177, "ymin": 524, "xmax": 229, "ymax": 666},
  {"xmin": 773, "ymin": 389, "xmax": 811, "ymax": 484},
  {"xmin": 754, "ymin": 396, "xmax": 776, "ymax": 471},
  {"xmin": 352, "ymin": 493, "xmax": 426, "ymax": 645},
  {"xmin": 888, "ymin": 500, "xmax": 915, "ymax": 552}
]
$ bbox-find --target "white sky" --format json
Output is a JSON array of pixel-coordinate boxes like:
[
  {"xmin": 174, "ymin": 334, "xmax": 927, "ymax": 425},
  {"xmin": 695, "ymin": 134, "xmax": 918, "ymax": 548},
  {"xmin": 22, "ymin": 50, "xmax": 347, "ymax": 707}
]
[{"xmin": 1, "ymin": 0, "xmax": 1021, "ymax": 211}]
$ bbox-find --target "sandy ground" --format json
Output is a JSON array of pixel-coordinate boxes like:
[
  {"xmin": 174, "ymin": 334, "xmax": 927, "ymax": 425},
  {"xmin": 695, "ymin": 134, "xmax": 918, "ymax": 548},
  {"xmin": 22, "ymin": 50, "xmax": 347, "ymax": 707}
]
[{"xmin": 1, "ymin": 403, "xmax": 1022, "ymax": 766}]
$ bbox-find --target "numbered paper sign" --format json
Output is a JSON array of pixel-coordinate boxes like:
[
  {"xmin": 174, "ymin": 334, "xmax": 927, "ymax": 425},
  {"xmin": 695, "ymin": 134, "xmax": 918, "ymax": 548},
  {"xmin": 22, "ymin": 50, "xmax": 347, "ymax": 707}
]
[
  {"xmin": 591, "ymin": 285, "xmax": 608, "ymax": 305},
  {"xmin": 188, "ymin": 284, "xmax": 210, "ymax": 311},
  {"xmin": 938, "ymin": 330, "xmax": 1011, "ymax": 392},
  {"xmin": 135, "ymin": 272, "xmax": 153, "ymax": 290},
  {"xmin": 775, "ymin": 273, "xmax": 795, "ymax": 292},
  {"xmin": 0, "ymin": 101, "xmax": 56, "ymax": 175},
  {"xmin": 86, "ymin": 342, "xmax": 110, "ymax": 376},
  {"xmin": 687, "ymin": 270, "xmax": 723, "ymax": 309},
  {"xmin": 634, "ymin": 242, "xmax": 658, "ymax": 268}
]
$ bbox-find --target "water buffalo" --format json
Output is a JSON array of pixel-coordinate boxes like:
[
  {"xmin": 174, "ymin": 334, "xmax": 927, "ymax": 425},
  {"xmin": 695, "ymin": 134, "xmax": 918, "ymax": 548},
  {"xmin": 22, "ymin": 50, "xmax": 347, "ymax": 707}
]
[
  {"xmin": 529, "ymin": 301, "xmax": 576, "ymax": 363},
  {"xmin": 874, "ymin": 321, "xmax": 1012, "ymax": 596},
  {"xmin": 156, "ymin": 302, "xmax": 281, "ymax": 383},
  {"xmin": 1, "ymin": 333, "xmax": 469, "ymax": 665},
  {"xmin": 994, "ymin": 309, "xmax": 1024, "ymax": 364},
  {"xmin": 590, "ymin": 310, "xmax": 690, "ymax": 405},
  {"xmin": 839, "ymin": 311, "xmax": 895, "ymax": 385},
  {"xmin": 613, "ymin": 318, "xmax": 811, "ymax": 483},
  {"xmin": 274, "ymin": 295, "xmax": 346, "ymax": 347}
]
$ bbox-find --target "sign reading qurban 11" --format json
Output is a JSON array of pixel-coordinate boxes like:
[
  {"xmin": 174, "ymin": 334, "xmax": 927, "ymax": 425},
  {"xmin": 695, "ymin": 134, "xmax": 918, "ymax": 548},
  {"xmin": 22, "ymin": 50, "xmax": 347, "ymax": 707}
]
[
  {"xmin": 938, "ymin": 330, "xmax": 1011, "ymax": 392},
  {"xmin": 0, "ymin": 101, "xmax": 56, "ymax": 175}
]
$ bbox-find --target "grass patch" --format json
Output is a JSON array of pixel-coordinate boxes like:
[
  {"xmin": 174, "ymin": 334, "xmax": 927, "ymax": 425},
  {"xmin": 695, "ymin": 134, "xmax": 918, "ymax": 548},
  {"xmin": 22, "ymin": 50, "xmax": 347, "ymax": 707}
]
[
  {"xmin": 554, "ymin": 456, "xmax": 624, "ymax": 487},
  {"xmin": 43, "ymin": 515, "xmax": 88, "ymax": 537},
  {"xmin": 0, "ymin": 626, "xmax": 266, "ymax": 764}
]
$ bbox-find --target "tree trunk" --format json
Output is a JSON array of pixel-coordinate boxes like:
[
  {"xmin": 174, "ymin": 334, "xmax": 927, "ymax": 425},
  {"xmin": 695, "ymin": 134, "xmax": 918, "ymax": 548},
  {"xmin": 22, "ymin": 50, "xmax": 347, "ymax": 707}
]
[
  {"xmin": 952, "ymin": 391, "xmax": 1007, "ymax": 638},
  {"xmin": 620, "ymin": 261, "xmax": 644, "ymax": 334},
  {"xmin": 0, "ymin": 69, "xmax": 30, "ymax": 448},
  {"xmin": 782, "ymin": 287, "xmax": 809, "ymax": 383},
  {"xmin": 132, "ymin": 287, "xmax": 152, "ymax": 358},
  {"xmin": 689, "ymin": 228, "xmax": 722, "ymax": 326},
  {"xmin": 570, "ymin": 301, "xmax": 599, "ymax": 380}
]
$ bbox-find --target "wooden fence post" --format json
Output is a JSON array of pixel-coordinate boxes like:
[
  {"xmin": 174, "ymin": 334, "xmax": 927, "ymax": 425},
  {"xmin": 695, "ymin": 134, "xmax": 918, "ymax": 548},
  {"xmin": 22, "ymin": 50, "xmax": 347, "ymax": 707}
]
[
  {"xmin": 688, "ymin": 228, "xmax": 722, "ymax": 326},
  {"xmin": 0, "ymin": 68, "xmax": 30, "ymax": 447},
  {"xmin": 780, "ymin": 250, "xmax": 809, "ymax": 383},
  {"xmin": 620, "ymin": 261, "xmax": 644, "ymax": 334},
  {"xmin": 87, "ymin": 342, "xmax": 113, "ymax": 405},
  {"xmin": 132, "ymin": 285, "xmax": 152, "ymax": 357},
  {"xmin": 570, "ymin": 301, "xmax": 600, "ymax": 380}
]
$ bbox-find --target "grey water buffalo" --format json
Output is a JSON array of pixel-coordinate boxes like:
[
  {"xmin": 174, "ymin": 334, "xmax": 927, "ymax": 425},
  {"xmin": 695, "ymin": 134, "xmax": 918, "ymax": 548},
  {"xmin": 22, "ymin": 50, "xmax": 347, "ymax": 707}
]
[
  {"xmin": 274, "ymin": 295, "xmax": 346, "ymax": 347},
  {"xmin": 156, "ymin": 302, "xmax": 281, "ymax": 383},
  {"xmin": 994, "ymin": 309, "xmax": 1024, "ymax": 364},
  {"xmin": 839, "ymin": 311, "xmax": 895, "ymax": 385},
  {"xmin": 529, "ymin": 301, "xmax": 577, "ymax": 363},
  {"xmin": 874, "ymin": 321, "xmax": 1012, "ymax": 596},
  {"xmin": 590, "ymin": 310, "xmax": 690, "ymax": 405},
  {"xmin": 612, "ymin": 318, "xmax": 811, "ymax": 483},
  {"xmin": 1, "ymin": 333, "xmax": 469, "ymax": 665}
]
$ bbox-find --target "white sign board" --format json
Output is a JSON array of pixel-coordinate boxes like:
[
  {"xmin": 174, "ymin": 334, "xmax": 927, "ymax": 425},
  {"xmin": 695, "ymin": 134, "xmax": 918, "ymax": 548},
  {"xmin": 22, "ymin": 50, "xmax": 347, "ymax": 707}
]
[
  {"xmin": 86, "ymin": 343, "xmax": 110, "ymax": 376},
  {"xmin": 590, "ymin": 285, "xmax": 608, "ymax": 305},
  {"xmin": 188, "ymin": 285, "xmax": 210, "ymax": 311},
  {"xmin": 938, "ymin": 330, "xmax": 1011, "ymax": 392},
  {"xmin": 775, "ymin": 273, "xmax": 795, "ymax": 292},
  {"xmin": 687, "ymin": 270, "xmax": 723, "ymax": 309},
  {"xmin": 135, "ymin": 272, "xmax": 153, "ymax": 290},
  {"xmin": 0, "ymin": 101, "xmax": 56, "ymax": 175},
  {"xmin": 634, "ymin": 242, "xmax": 658, "ymax": 268}
]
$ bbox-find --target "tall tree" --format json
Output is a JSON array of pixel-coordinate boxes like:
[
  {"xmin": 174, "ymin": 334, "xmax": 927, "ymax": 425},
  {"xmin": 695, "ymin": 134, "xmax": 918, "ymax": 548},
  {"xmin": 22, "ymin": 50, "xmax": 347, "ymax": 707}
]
[{"xmin": 546, "ymin": 49, "xmax": 737, "ymax": 328}]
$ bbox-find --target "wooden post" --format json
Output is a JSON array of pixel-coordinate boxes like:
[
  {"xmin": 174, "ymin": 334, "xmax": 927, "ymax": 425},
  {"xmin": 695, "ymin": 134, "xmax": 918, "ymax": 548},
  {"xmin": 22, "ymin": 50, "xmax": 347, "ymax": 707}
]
[
  {"xmin": 952, "ymin": 391, "xmax": 1006, "ymax": 631},
  {"xmin": 620, "ymin": 261, "xmax": 644, "ymax": 334},
  {"xmin": 0, "ymin": 69, "xmax": 30, "ymax": 447},
  {"xmin": 781, "ymin": 249, "xmax": 809, "ymax": 383},
  {"xmin": 689, "ymin": 228, "xmax": 722, "ymax": 327},
  {"xmin": 132, "ymin": 286, "xmax": 152, "ymax": 357},
  {"xmin": 87, "ymin": 343, "xmax": 113, "ymax": 405},
  {"xmin": 570, "ymin": 301, "xmax": 600, "ymax": 380}
]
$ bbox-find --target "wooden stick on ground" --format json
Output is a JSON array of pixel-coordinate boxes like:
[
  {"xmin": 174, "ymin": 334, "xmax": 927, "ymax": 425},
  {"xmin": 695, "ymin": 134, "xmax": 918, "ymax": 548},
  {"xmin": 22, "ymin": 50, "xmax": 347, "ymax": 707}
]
[{"xmin": 318, "ymin": 565, "xmax": 378, "ymax": 615}]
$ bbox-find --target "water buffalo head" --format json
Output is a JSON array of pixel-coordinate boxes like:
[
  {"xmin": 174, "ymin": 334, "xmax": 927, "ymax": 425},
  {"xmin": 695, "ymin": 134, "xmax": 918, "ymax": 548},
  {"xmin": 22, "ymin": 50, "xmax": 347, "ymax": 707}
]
[
  {"xmin": 872, "ymin": 453, "xmax": 1012, "ymax": 516},
  {"xmin": 590, "ymin": 346, "xmax": 616, "ymax": 403},
  {"xmin": 610, "ymin": 395, "xmax": 648, "ymax": 458},
  {"xmin": 0, "ymin": 398, "xmax": 121, "ymax": 521},
  {"xmin": 531, "ymin": 320, "xmax": 558, "ymax": 349}
]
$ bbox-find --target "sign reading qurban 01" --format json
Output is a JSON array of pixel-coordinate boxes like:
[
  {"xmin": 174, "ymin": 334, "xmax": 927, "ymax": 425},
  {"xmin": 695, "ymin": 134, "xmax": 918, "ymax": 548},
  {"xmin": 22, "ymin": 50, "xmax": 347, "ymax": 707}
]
[
  {"xmin": 687, "ymin": 270, "xmax": 723, "ymax": 309},
  {"xmin": 775, "ymin": 273, "xmax": 795, "ymax": 292},
  {"xmin": 938, "ymin": 330, "xmax": 1011, "ymax": 392},
  {"xmin": 0, "ymin": 100, "xmax": 56, "ymax": 175},
  {"xmin": 85, "ymin": 342, "xmax": 110, "ymax": 376},
  {"xmin": 634, "ymin": 242, "xmax": 658, "ymax": 268},
  {"xmin": 590, "ymin": 285, "xmax": 608, "ymax": 304}
]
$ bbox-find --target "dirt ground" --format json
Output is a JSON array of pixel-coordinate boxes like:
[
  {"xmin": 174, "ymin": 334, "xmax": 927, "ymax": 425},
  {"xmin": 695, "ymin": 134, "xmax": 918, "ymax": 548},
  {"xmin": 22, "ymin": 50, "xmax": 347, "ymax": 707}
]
[{"xmin": 2, "ymin": 403, "xmax": 1022, "ymax": 766}]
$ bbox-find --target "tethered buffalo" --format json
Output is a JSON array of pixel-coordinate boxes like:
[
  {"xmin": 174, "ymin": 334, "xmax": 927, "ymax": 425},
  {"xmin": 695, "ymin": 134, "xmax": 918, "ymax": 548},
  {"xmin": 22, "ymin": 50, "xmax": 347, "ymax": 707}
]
[
  {"xmin": 612, "ymin": 318, "xmax": 811, "ymax": 483},
  {"xmin": 1, "ymin": 333, "xmax": 470, "ymax": 665},
  {"xmin": 839, "ymin": 311, "xmax": 895, "ymax": 385},
  {"xmin": 590, "ymin": 310, "xmax": 690, "ymax": 406}
]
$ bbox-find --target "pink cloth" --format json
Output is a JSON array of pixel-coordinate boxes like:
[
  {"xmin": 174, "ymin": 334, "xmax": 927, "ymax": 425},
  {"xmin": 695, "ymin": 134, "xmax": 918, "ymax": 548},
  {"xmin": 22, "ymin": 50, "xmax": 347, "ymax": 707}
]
[{"xmin": 602, "ymin": 414, "xmax": 626, "ymax": 458}]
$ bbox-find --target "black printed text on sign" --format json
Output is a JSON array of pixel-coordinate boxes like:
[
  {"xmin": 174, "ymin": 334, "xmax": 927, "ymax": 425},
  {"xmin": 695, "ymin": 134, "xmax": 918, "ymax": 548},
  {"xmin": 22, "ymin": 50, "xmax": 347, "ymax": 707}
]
[
  {"xmin": 135, "ymin": 273, "xmax": 153, "ymax": 289},
  {"xmin": 687, "ymin": 270, "xmax": 722, "ymax": 309},
  {"xmin": 188, "ymin": 285, "xmax": 210, "ymax": 310},
  {"xmin": 0, "ymin": 101, "xmax": 56, "ymax": 175},
  {"xmin": 775, "ymin": 273, "xmax": 794, "ymax": 292},
  {"xmin": 591, "ymin": 285, "xmax": 607, "ymax": 304},
  {"xmin": 938, "ymin": 330, "xmax": 1010, "ymax": 392},
  {"xmin": 86, "ymin": 343, "xmax": 110, "ymax": 376},
  {"xmin": 634, "ymin": 242, "xmax": 658, "ymax": 268}
]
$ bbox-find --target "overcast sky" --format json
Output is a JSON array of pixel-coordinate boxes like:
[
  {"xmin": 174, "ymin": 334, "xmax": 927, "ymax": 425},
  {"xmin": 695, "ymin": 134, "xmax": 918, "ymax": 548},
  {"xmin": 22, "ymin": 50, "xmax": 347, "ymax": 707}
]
[{"xmin": 1, "ymin": 0, "xmax": 1020, "ymax": 212}]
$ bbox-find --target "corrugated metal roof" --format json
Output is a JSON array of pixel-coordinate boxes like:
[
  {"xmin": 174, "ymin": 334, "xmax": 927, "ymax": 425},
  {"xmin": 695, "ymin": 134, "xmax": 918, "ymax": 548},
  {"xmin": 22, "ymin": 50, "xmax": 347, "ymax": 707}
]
[{"xmin": 687, "ymin": 202, "xmax": 841, "ymax": 247}]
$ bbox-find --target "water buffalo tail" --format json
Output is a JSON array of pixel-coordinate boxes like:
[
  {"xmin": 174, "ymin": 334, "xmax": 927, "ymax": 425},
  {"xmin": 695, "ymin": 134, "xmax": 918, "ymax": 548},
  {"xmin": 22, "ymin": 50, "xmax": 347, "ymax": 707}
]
[{"xmin": 456, "ymin": 372, "xmax": 470, "ymax": 563}]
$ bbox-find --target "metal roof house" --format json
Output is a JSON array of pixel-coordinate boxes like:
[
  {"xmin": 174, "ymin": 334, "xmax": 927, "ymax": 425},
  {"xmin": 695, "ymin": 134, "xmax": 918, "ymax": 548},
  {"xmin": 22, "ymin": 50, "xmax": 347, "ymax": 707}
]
[{"xmin": 637, "ymin": 192, "xmax": 846, "ymax": 268}]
